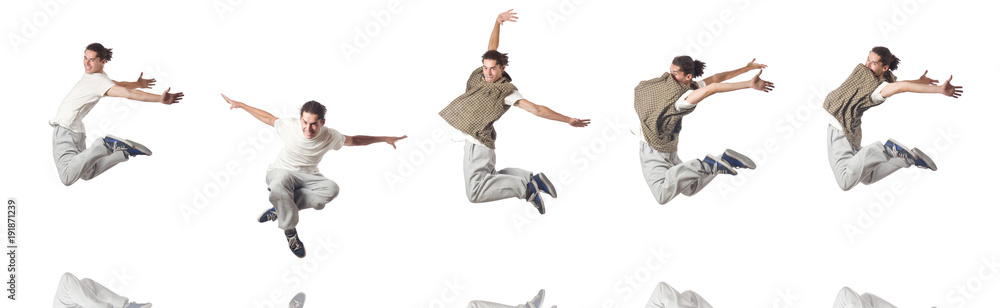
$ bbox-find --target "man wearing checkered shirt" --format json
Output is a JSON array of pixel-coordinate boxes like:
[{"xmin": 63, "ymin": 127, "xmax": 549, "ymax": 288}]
[
  {"xmin": 439, "ymin": 9, "xmax": 590, "ymax": 215},
  {"xmin": 634, "ymin": 56, "xmax": 774, "ymax": 204},
  {"xmin": 823, "ymin": 46, "xmax": 962, "ymax": 191}
]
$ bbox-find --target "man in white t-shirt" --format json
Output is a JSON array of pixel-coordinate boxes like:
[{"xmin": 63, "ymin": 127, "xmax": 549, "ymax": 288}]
[
  {"xmin": 50, "ymin": 43, "xmax": 184, "ymax": 186},
  {"xmin": 438, "ymin": 10, "xmax": 590, "ymax": 215},
  {"xmin": 221, "ymin": 94, "xmax": 406, "ymax": 258}
]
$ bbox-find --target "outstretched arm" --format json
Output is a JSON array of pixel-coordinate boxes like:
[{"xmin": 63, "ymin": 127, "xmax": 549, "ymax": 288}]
[
  {"xmin": 344, "ymin": 135, "xmax": 408, "ymax": 148},
  {"xmin": 879, "ymin": 71, "xmax": 963, "ymax": 99},
  {"xmin": 685, "ymin": 69, "xmax": 774, "ymax": 104},
  {"xmin": 488, "ymin": 9, "xmax": 518, "ymax": 51},
  {"xmin": 702, "ymin": 58, "xmax": 768, "ymax": 85},
  {"xmin": 221, "ymin": 93, "xmax": 278, "ymax": 126},
  {"xmin": 113, "ymin": 72, "xmax": 156, "ymax": 90},
  {"xmin": 514, "ymin": 99, "xmax": 590, "ymax": 127},
  {"xmin": 106, "ymin": 85, "xmax": 183, "ymax": 105}
]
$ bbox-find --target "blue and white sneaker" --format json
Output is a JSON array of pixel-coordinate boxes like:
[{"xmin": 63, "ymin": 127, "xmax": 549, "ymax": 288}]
[
  {"xmin": 721, "ymin": 149, "xmax": 756, "ymax": 169},
  {"xmin": 103, "ymin": 135, "xmax": 152, "ymax": 157},
  {"xmin": 286, "ymin": 229, "xmax": 306, "ymax": 258},
  {"xmin": 527, "ymin": 289, "xmax": 545, "ymax": 308},
  {"xmin": 703, "ymin": 155, "xmax": 737, "ymax": 175},
  {"xmin": 289, "ymin": 292, "xmax": 306, "ymax": 308},
  {"xmin": 531, "ymin": 173, "xmax": 557, "ymax": 198},
  {"xmin": 258, "ymin": 207, "xmax": 277, "ymax": 223},
  {"xmin": 885, "ymin": 138, "xmax": 936, "ymax": 170},
  {"xmin": 526, "ymin": 180, "xmax": 546, "ymax": 215}
]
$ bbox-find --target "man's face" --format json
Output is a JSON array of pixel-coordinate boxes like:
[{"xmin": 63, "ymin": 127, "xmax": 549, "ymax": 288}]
[
  {"xmin": 669, "ymin": 64, "xmax": 692, "ymax": 86},
  {"xmin": 300, "ymin": 112, "xmax": 325, "ymax": 139},
  {"xmin": 83, "ymin": 50, "xmax": 105, "ymax": 74},
  {"xmin": 865, "ymin": 51, "xmax": 888, "ymax": 78},
  {"xmin": 482, "ymin": 59, "xmax": 505, "ymax": 83}
]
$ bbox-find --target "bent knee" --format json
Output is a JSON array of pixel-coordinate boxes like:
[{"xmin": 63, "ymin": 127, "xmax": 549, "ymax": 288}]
[{"xmin": 59, "ymin": 175, "xmax": 76, "ymax": 186}]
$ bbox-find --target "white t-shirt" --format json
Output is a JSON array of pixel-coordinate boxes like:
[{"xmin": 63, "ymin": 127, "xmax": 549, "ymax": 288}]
[
  {"xmin": 825, "ymin": 82, "xmax": 888, "ymax": 131},
  {"xmin": 269, "ymin": 117, "xmax": 346, "ymax": 174},
  {"xmin": 461, "ymin": 90, "xmax": 525, "ymax": 146},
  {"xmin": 49, "ymin": 73, "xmax": 117, "ymax": 133},
  {"xmin": 633, "ymin": 80, "xmax": 704, "ymax": 143}
]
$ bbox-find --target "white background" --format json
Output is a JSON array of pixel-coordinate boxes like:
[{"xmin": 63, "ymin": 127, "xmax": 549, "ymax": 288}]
[{"xmin": 1, "ymin": 0, "xmax": 998, "ymax": 307}]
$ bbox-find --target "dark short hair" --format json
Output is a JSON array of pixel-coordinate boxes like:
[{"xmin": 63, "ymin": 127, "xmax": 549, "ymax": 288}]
[
  {"xmin": 482, "ymin": 50, "xmax": 510, "ymax": 67},
  {"xmin": 871, "ymin": 46, "xmax": 900, "ymax": 71},
  {"xmin": 300, "ymin": 100, "xmax": 327, "ymax": 120},
  {"xmin": 672, "ymin": 56, "xmax": 706, "ymax": 78},
  {"xmin": 85, "ymin": 43, "xmax": 113, "ymax": 62}
]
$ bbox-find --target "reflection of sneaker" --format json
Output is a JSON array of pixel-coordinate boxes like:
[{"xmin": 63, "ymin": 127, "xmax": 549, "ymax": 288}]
[
  {"xmin": 258, "ymin": 207, "xmax": 277, "ymax": 223},
  {"xmin": 720, "ymin": 149, "xmax": 756, "ymax": 169},
  {"xmin": 286, "ymin": 229, "xmax": 306, "ymax": 258},
  {"xmin": 104, "ymin": 135, "xmax": 152, "ymax": 157},
  {"xmin": 531, "ymin": 173, "xmax": 557, "ymax": 198},
  {"xmin": 527, "ymin": 289, "xmax": 545, "ymax": 308},
  {"xmin": 126, "ymin": 302, "xmax": 152, "ymax": 308},
  {"xmin": 526, "ymin": 181, "xmax": 546, "ymax": 215},
  {"xmin": 289, "ymin": 292, "xmax": 306, "ymax": 308},
  {"xmin": 703, "ymin": 155, "xmax": 737, "ymax": 175}
]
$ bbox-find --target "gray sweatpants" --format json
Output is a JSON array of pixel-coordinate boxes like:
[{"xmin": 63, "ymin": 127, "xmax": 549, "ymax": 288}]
[
  {"xmin": 639, "ymin": 142, "xmax": 716, "ymax": 204},
  {"xmin": 52, "ymin": 272, "xmax": 129, "ymax": 308},
  {"xmin": 645, "ymin": 282, "xmax": 713, "ymax": 308},
  {"xmin": 831, "ymin": 287, "xmax": 897, "ymax": 308},
  {"xmin": 463, "ymin": 141, "xmax": 530, "ymax": 203},
  {"xmin": 52, "ymin": 125, "xmax": 128, "ymax": 186},
  {"xmin": 266, "ymin": 169, "xmax": 340, "ymax": 230},
  {"xmin": 826, "ymin": 125, "xmax": 909, "ymax": 191}
]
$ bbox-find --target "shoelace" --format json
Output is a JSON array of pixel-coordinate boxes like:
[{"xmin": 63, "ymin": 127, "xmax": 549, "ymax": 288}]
[
  {"xmin": 887, "ymin": 145, "xmax": 916, "ymax": 165},
  {"xmin": 264, "ymin": 211, "xmax": 277, "ymax": 221},
  {"xmin": 109, "ymin": 141, "xmax": 129, "ymax": 152},
  {"xmin": 288, "ymin": 234, "xmax": 302, "ymax": 250}
]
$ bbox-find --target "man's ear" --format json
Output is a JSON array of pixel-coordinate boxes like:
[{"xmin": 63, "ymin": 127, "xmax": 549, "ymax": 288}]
[{"xmin": 320, "ymin": 118, "xmax": 326, "ymax": 126}]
